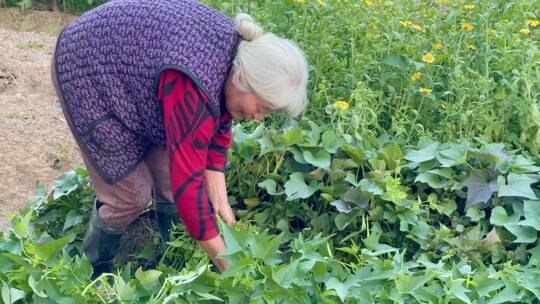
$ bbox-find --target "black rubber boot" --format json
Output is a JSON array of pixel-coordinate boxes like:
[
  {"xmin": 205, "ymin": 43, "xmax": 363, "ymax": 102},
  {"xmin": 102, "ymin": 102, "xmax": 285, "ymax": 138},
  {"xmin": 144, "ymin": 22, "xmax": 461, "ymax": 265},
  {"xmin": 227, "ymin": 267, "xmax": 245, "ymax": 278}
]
[
  {"xmin": 153, "ymin": 201, "xmax": 181, "ymax": 266},
  {"xmin": 153, "ymin": 201, "xmax": 180, "ymax": 244},
  {"xmin": 82, "ymin": 201, "xmax": 123, "ymax": 280}
]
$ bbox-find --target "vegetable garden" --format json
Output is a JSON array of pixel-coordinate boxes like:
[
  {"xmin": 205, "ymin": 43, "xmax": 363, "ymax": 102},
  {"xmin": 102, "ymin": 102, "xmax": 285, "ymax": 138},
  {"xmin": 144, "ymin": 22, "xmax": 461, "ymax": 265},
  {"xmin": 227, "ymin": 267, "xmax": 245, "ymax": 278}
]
[{"xmin": 1, "ymin": 0, "xmax": 539, "ymax": 303}]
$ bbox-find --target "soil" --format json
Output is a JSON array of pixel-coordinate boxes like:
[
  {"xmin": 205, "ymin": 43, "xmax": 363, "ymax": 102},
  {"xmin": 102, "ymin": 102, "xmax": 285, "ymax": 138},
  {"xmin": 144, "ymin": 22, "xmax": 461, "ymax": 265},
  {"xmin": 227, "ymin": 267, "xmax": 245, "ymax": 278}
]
[{"xmin": 0, "ymin": 8, "xmax": 80, "ymax": 230}]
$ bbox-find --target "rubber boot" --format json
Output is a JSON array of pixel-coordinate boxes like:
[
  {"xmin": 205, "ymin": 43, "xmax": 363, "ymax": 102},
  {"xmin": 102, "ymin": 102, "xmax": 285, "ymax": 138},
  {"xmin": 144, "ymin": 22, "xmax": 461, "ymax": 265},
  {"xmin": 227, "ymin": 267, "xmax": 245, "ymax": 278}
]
[
  {"xmin": 153, "ymin": 201, "xmax": 180, "ymax": 244},
  {"xmin": 82, "ymin": 201, "xmax": 123, "ymax": 279},
  {"xmin": 153, "ymin": 201, "xmax": 181, "ymax": 266}
]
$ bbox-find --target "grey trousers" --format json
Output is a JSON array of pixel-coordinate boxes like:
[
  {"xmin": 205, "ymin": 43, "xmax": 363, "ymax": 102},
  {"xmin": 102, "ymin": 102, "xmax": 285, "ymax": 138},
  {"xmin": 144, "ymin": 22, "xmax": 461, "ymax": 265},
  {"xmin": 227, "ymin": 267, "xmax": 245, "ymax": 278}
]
[{"xmin": 50, "ymin": 57, "xmax": 175, "ymax": 228}]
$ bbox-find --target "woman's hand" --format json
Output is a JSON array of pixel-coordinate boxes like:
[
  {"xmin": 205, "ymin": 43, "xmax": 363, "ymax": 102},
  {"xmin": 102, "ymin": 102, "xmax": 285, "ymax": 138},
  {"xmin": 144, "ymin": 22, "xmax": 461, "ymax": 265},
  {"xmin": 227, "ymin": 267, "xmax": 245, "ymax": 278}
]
[
  {"xmin": 205, "ymin": 170, "xmax": 236, "ymax": 226},
  {"xmin": 198, "ymin": 236, "xmax": 228, "ymax": 272},
  {"xmin": 201, "ymin": 170, "xmax": 235, "ymax": 272}
]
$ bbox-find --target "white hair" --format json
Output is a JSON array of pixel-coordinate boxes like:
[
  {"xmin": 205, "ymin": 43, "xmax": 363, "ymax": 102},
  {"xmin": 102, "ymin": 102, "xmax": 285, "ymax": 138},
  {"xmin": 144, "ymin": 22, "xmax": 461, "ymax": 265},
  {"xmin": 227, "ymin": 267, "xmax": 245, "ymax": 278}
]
[{"xmin": 232, "ymin": 13, "xmax": 309, "ymax": 117}]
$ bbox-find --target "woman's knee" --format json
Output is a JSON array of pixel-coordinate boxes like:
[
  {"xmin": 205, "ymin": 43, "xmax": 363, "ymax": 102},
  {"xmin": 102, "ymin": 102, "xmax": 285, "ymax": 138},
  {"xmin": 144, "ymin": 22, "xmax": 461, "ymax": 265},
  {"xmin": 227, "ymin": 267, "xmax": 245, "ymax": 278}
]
[{"xmin": 97, "ymin": 164, "xmax": 153, "ymax": 227}]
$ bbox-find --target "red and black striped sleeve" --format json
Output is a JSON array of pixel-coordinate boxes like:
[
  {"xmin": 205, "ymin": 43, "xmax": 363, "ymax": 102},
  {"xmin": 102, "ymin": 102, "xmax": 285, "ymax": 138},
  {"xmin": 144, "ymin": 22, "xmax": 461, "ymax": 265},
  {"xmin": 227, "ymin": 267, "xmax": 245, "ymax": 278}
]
[
  {"xmin": 157, "ymin": 69, "xmax": 220, "ymax": 241},
  {"xmin": 206, "ymin": 112, "xmax": 232, "ymax": 172}
]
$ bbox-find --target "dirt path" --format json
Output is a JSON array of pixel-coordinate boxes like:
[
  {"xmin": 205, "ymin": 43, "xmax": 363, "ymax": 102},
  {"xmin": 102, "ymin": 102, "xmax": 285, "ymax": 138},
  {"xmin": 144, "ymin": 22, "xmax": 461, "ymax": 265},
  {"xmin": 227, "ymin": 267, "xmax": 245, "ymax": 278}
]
[{"xmin": 0, "ymin": 8, "xmax": 80, "ymax": 230}]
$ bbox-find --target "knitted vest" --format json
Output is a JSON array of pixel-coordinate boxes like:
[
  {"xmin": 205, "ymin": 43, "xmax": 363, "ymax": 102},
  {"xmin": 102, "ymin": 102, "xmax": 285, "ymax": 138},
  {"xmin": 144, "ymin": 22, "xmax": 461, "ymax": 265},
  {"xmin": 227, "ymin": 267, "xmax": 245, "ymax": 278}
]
[{"xmin": 54, "ymin": 0, "xmax": 241, "ymax": 183}]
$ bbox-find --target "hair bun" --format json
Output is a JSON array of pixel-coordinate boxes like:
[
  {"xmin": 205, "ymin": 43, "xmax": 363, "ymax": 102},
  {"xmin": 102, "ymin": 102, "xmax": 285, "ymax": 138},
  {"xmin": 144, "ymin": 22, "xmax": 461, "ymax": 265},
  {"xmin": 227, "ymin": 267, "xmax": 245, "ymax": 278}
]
[{"xmin": 235, "ymin": 13, "xmax": 263, "ymax": 41}]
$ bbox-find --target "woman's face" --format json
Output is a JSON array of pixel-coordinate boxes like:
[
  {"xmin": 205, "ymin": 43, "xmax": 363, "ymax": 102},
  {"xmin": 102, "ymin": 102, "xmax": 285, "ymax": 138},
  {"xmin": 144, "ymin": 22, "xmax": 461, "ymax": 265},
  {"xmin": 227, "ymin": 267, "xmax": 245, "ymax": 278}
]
[{"xmin": 223, "ymin": 75, "xmax": 277, "ymax": 121}]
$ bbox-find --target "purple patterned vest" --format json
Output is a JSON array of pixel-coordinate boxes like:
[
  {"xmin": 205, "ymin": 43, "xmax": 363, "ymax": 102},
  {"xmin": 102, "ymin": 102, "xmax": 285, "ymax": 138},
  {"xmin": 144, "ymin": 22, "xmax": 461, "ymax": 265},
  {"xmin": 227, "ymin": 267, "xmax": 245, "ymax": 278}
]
[{"xmin": 54, "ymin": 0, "xmax": 241, "ymax": 183}]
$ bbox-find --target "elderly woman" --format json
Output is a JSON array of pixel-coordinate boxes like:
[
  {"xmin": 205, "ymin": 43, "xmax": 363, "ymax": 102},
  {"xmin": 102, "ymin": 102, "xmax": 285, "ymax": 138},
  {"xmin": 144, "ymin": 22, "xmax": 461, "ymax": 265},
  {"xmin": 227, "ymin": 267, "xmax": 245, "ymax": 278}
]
[{"xmin": 50, "ymin": 0, "xmax": 308, "ymax": 277}]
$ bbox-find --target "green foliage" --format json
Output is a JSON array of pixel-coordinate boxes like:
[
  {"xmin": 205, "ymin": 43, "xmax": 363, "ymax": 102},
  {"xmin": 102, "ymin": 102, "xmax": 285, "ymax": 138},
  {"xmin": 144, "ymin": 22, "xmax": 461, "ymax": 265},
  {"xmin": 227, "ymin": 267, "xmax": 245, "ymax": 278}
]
[
  {"xmin": 203, "ymin": 0, "xmax": 540, "ymax": 153},
  {"xmin": 2, "ymin": 120, "xmax": 540, "ymax": 302},
  {"xmin": 1, "ymin": 0, "xmax": 540, "ymax": 302}
]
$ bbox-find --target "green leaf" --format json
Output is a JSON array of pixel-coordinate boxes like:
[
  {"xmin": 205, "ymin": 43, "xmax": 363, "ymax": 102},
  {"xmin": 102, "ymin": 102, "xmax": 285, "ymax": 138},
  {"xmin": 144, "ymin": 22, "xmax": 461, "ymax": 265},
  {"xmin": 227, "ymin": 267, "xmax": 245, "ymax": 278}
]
[
  {"xmin": 117, "ymin": 276, "xmax": 135, "ymax": 302},
  {"xmin": 256, "ymin": 132, "xmax": 275, "ymax": 155},
  {"xmin": 381, "ymin": 177, "xmax": 407, "ymax": 204},
  {"xmin": 463, "ymin": 169, "xmax": 498, "ymax": 208},
  {"xmin": 505, "ymin": 224, "xmax": 537, "ymax": 243},
  {"xmin": 415, "ymin": 172, "xmax": 448, "ymax": 188},
  {"xmin": 52, "ymin": 171, "xmax": 81, "ymax": 200},
  {"xmin": 195, "ymin": 292, "xmax": 224, "ymax": 302},
  {"xmin": 303, "ymin": 149, "xmax": 331, "ymax": 169},
  {"xmin": 28, "ymin": 275, "xmax": 46, "ymax": 297},
  {"xmin": 449, "ymin": 279, "xmax": 471, "ymax": 304},
  {"xmin": 290, "ymin": 146, "xmax": 307, "ymax": 164},
  {"xmin": 220, "ymin": 220, "xmax": 243, "ymax": 255},
  {"xmin": 342, "ymin": 144, "xmax": 365, "ymax": 165},
  {"xmin": 436, "ymin": 142, "xmax": 469, "ymax": 167},
  {"xmin": 434, "ymin": 199, "xmax": 457, "ymax": 216},
  {"xmin": 1, "ymin": 283, "xmax": 25, "ymax": 304},
  {"xmin": 404, "ymin": 142, "xmax": 439, "ymax": 163},
  {"xmin": 35, "ymin": 234, "xmax": 73, "ymax": 261},
  {"xmin": 519, "ymin": 200, "xmax": 540, "ymax": 230},
  {"xmin": 62, "ymin": 210, "xmax": 83, "ymax": 232},
  {"xmin": 344, "ymin": 172, "xmax": 361, "ymax": 187},
  {"xmin": 395, "ymin": 274, "xmax": 432, "ymax": 294},
  {"xmin": 519, "ymin": 274, "xmax": 540, "ymax": 300},
  {"xmin": 322, "ymin": 130, "xmax": 344, "ymax": 153},
  {"xmin": 342, "ymin": 188, "xmax": 370, "ymax": 208},
  {"xmin": 497, "ymin": 173, "xmax": 537, "ymax": 199},
  {"xmin": 135, "ymin": 268, "xmax": 162, "ymax": 285},
  {"xmin": 477, "ymin": 143, "xmax": 507, "ymax": 165},
  {"xmin": 299, "ymin": 120, "xmax": 321, "ymax": 147},
  {"xmin": 135, "ymin": 244, "xmax": 155, "ymax": 261},
  {"xmin": 331, "ymin": 200, "xmax": 352, "ymax": 213},
  {"xmin": 411, "ymin": 221, "xmax": 431, "ymax": 240},
  {"xmin": 358, "ymin": 179, "xmax": 384, "ymax": 195},
  {"xmin": 284, "ymin": 173, "xmax": 318, "ymax": 200},
  {"xmin": 474, "ymin": 273, "xmax": 505, "ymax": 297},
  {"xmin": 326, "ymin": 278, "xmax": 348, "ymax": 302},
  {"xmin": 258, "ymin": 179, "xmax": 285, "ymax": 195},
  {"xmin": 362, "ymin": 224, "xmax": 397, "ymax": 255},
  {"xmin": 465, "ymin": 207, "xmax": 485, "ymax": 222},
  {"xmin": 486, "ymin": 283, "xmax": 521, "ymax": 304},
  {"xmin": 497, "ymin": 155, "xmax": 540, "ymax": 174},
  {"xmin": 528, "ymin": 243, "xmax": 540, "ymax": 264},
  {"xmin": 247, "ymin": 233, "xmax": 283, "ymax": 264},
  {"xmin": 490, "ymin": 206, "xmax": 519, "ymax": 226},
  {"xmin": 276, "ymin": 128, "xmax": 304, "ymax": 147},
  {"xmin": 381, "ymin": 142, "xmax": 403, "ymax": 170},
  {"xmin": 273, "ymin": 259, "xmax": 299, "ymax": 288},
  {"xmin": 335, "ymin": 213, "xmax": 351, "ymax": 230},
  {"xmin": 381, "ymin": 53, "xmax": 408, "ymax": 69},
  {"xmin": 380, "ymin": 142, "xmax": 403, "ymax": 170}
]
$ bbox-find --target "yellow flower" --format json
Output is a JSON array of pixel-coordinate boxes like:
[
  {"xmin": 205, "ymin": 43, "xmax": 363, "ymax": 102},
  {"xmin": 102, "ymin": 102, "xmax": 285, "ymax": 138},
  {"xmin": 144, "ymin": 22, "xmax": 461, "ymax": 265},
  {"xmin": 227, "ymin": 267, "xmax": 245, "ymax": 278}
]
[
  {"xmin": 419, "ymin": 87, "xmax": 432, "ymax": 94},
  {"xmin": 461, "ymin": 22, "xmax": 474, "ymax": 31},
  {"xmin": 333, "ymin": 101, "xmax": 349, "ymax": 110},
  {"xmin": 433, "ymin": 43, "xmax": 442, "ymax": 50},
  {"xmin": 489, "ymin": 28, "xmax": 497, "ymax": 33},
  {"xmin": 526, "ymin": 19, "xmax": 539, "ymax": 27},
  {"xmin": 464, "ymin": 4, "xmax": 475, "ymax": 10},
  {"xmin": 364, "ymin": 0, "xmax": 373, "ymax": 5},
  {"xmin": 466, "ymin": 44, "xmax": 475, "ymax": 49},
  {"xmin": 317, "ymin": 0, "xmax": 325, "ymax": 6},
  {"xmin": 296, "ymin": 0, "xmax": 306, "ymax": 3},
  {"xmin": 411, "ymin": 72, "xmax": 423, "ymax": 81},
  {"xmin": 440, "ymin": 103, "xmax": 448, "ymax": 110},
  {"xmin": 411, "ymin": 23, "xmax": 423, "ymax": 31},
  {"xmin": 422, "ymin": 53, "xmax": 435, "ymax": 63},
  {"xmin": 400, "ymin": 20, "xmax": 412, "ymax": 27},
  {"xmin": 520, "ymin": 28, "xmax": 531, "ymax": 35}
]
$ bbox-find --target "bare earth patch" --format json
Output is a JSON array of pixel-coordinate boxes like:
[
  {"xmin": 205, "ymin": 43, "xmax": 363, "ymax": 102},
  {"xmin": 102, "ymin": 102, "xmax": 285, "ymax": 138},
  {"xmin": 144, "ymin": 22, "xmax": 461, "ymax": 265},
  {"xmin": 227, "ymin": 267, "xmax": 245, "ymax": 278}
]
[{"xmin": 0, "ymin": 8, "xmax": 81, "ymax": 230}]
